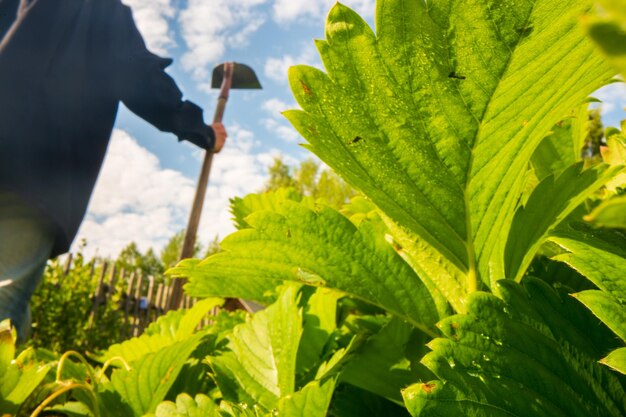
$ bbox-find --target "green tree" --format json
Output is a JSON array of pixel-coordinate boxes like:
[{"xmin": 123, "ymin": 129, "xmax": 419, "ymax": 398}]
[
  {"xmin": 265, "ymin": 157, "xmax": 298, "ymax": 191},
  {"xmin": 115, "ymin": 242, "xmax": 164, "ymax": 277},
  {"xmin": 160, "ymin": 230, "xmax": 202, "ymax": 271},
  {"xmin": 202, "ymin": 235, "xmax": 221, "ymax": 259},
  {"xmin": 265, "ymin": 156, "xmax": 355, "ymax": 209}
]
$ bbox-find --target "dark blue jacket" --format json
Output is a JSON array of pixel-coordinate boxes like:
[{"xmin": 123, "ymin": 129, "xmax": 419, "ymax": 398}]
[{"xmin": 0, "ymin": 0, "xmax": 214, "ymax": 256}]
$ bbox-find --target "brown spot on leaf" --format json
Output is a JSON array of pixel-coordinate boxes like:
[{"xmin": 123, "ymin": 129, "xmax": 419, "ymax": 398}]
[
  {"xmin": 300, "ymin": 80, "xmax": 313, "ymax": 96},
  {"xmin": 421, "ymin": 383, "xmax": 436, "ymax": 393}
]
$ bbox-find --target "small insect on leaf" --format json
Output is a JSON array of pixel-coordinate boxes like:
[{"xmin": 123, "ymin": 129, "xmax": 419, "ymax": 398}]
[
  {"xmin": 295, "ymin": 268, "xmax": 326, "ymax": 286},
  {"xmin": 349, "ymin": 136, "xmax": 363, "ymax": 145},
  {"xmin": 448, "ymin": 71, "xmax": 466, "ymax": 80},
  {"xmin": 300, "ymin": 80, "xmax": 313, "ymax": 96}
]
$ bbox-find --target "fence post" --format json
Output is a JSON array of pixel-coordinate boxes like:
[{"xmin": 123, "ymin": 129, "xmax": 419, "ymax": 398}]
[
  {"xmin": 87, "ymin": 262, "xmax": 108, "ymax": 330},
  {"xmin": 123, "ymin": 272, "xmax": 136, "ymax": 340},
  {"xmin": 142, "ymin": 276, "xmax": 155, "ymax": 331},
  {"xmin": 154, "ymin": 283, "xmax": 164, "ymax": 318},
  {"xmin": 132, "ymin": 273, "xmax": 144, "ymax": 337},
  {"xmin": 63, "ymin": 253, "xmax": 73, "ymax": 275}
]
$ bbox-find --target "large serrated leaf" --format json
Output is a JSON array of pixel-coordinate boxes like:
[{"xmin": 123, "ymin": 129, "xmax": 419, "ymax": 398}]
[
  {"xmin": 0, "ymin": 321, "xmax": 51, "ymax": 415},
  {"xmin": 97, "ymin": 298, "xmax": 221, "ymax": 364},
  {"xmin": 340, "ymin": 317, "xmax": 431, "ymax": 404},
  {"xmin": 505, "ymin": 162, "xmax": 622, "ymax": 282},
  {"xmin": 297, "ymin": 288, "xmax": 341, "ymax": 377},
  {"xmin": 602, "ymin": 348, "xmax": 626, "ymax": 375},
  {"xmin": 185, "ymin": 199, "xmax": 439, "ymax": 334},
  {"xmin": 230, "ymin": 189, "xmax": 308, "ymax": 230},
  {"xmin": 147, "ymin": 393, "xmax": 219, "ymax": 417},
  {"xmin": 277, "ymin": 377, "xmax": 336, "ymax": 417},
  {"xmin": 530, "ymin": 105, "xmax": 589, "ymax": 181},
  {"xmin": 284, "ymin": 0, "xmax": 614, "ymax": 292},
  {"xmin": 585, "ymin": 195, "xmax": 626, "ymax": 229},
  {"xmin": 209, "ymin": 285, "xmax": 303, "ymax": 411},
  {"xmin": 170, "ymin": 258, "xmax": 278, "ymax": 304},
  {"xmin": 549, "ymin": 225, "xmax": 626, "ymax": 306},
  {"xmin": 548, "ymin": 225, "xmax": 626, "ymax": 375},
  {"xmin": 404, "ymin": 278, "xmax": 626, "ymax": 417},
  {"xmin": 100, "ymin": 334, "xmax": 204, "ymax": 416},
  {"xmin": 573, "ymin": 290, "xmax": 626, "ymax": 341}
]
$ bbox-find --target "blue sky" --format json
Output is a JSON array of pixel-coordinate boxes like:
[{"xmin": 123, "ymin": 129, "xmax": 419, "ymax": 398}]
[{"xmin": 74, "ymin": 0, "xmax": 626, "ymax": 258}]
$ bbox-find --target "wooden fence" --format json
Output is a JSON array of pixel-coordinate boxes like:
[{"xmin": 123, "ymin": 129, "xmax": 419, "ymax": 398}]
[{"xmin": 60, "ymin": 253, "xmax": 201, "ymax": 339}]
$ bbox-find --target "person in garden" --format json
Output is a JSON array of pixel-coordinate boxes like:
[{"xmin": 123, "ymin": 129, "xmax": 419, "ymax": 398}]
[{"xmin": 0, "ymin": 0, "xmax": 227, "ymax": 342}]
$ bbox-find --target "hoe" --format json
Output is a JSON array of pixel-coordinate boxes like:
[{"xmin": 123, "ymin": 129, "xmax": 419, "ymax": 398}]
[{"xmin": 169, "ymin": 62, "xmax": 262, "ymax": 311}]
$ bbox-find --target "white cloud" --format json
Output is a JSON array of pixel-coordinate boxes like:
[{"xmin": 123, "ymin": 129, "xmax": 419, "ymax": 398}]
[
  {"xmin": 272, "ymin": 0, "xmax": 375, "ymax": 25},
  {"xmin": 74, "ymin": 128, "xmax": 282, "ymax": 258},
  {"xmin": 591, "ymin": 82, "xmax": 626, "ymax": 118},
  {"xmin": 178, "ymin": 0, "xmax": 269, "ymax": 84},
  {"xmin": 75, "ymin": 130, "xmax": 195, "ymax": 257},
  {"xmin": 262, "ymin": 98, "xmax": 291, "ymax": 115},
  {"xmin": 261, "ymin": 119, "xmax": 302, "ymax": 143},
  {"xmin": 122, "ymin": 0, "xmax": 176, "ymax": 55},
  {"xmin": 261, "ymin": 98, "xmax": 301, "ymax": 143},
  {"xmin": 264, "ymin": 45, "xmax": 319, "ymax": 84}
]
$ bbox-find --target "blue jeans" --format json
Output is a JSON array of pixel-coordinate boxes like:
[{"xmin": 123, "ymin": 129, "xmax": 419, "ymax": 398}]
[{"xmin": 0, "ymin": 192, "xmax": 55, "ymax": 343}]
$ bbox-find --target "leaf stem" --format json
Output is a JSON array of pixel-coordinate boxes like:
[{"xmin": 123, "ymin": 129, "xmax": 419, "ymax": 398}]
[
  {"xmin": 464, "ymin": 190, "xmax": 478, "ymax": 294},
  {"xmin": 56, "ymin": 351, "xmax": 96, "ymax": 386},
  {"xmin": 97, "ymin": 356, "xmax": 131, "ymax": 379},
  {"xmin": 29, "ymin": 383, "xmax": 100, "ymax": 417}
]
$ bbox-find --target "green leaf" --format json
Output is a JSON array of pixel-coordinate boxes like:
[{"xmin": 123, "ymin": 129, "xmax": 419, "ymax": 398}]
[
  {"xmin": 340, "ymin": 317, "xmax": 431, "ymax": 404},
  {"xmin": 0, "ymin": 319, "xmax": 15, "ymax": 374},
  {"xmin": 98, "ymin": 298, "xmax": 222, "ymax": 364},
  {"xmin": 210, "ymin": 285, "xmax": 303, "ymax": 410},
  {"xmin": 585, "ymin": 0, "xmax": 626, "ymax": 77},
  {"xmin": 297, "ymin": 288, "xmax": 341, "ymax": 377},
  {"xmin": 284, "ymin": 0, "xmax": 614, "ymax": 292},
  {"xmin": 404, "ymin": 278, "xmax": 626, "ymax": 417},
  {"xmin": 585, "ymin": 195, "xmax": 626, "ymax": 229},
  {"xmin": 144, "ymin": 297, "xmax": 222, "ymax": 339},
  {"xmin": 549, "ymin": 225, "xmax": 626, "ymax": 306},
  {"xmin": 169, "ymin": 259, "xmax": 278, "ymax": 305},
  {"xmin": 601, "ymin": 348, "xmax": 626, "ymax": 375},
  {"xmin": 530, "ymin": 105, "xmax": 589, "ymax": 182},
  {"xmin": 48, "ymin": 401, "xmax": 94, "ymax": 417},
  {"xmin": 383, "ymin": 217, "xmax": 465, "ymax": 314},
  {"xmin": 331, "ymin": 384, "xmax": 411, "ymax": 417},
  {"xmin": 149, "ymin": 394, "xmax": 219, "ymax": 417},
  {"xmin": 573, "ymin": 290, "xmax": 626, "ymax": 341},
  {"xmin": 505, "ymin": 162, "xmax": 622, "ymax": 281},
  {"xmin": 187, "ymin": 199, "xmax": 439, "ymax": 334},
  {"xmin": 100, "ymin": 334, "xmax": 204, "ymax": 416},
  {"xmin": 601, "ymin": 132, "xmax": 626, "ymax": 193},
  {"xmin": 277, "ymin": 377, "xmax": 336, "ymax": 417},
  {"xmin": 230, "ymin": 188, "xmax": 308, "ymax": 230},
  {"xmin": 0, "ymin": 323, "xmax": 51, "ymax": 415},
  {"xmin": 549, "ymin": 225, "xmax": 626, "ymax": 375}
]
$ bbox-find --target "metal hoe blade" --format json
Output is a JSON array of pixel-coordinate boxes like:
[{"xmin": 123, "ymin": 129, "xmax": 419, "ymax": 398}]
[{"xmin": 211, "ymin": 62, "xmax": 262, "ymax": 89}]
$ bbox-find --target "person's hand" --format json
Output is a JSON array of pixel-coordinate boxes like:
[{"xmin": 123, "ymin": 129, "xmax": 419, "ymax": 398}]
[{"xmin": 211, "ymin": 122, "xmax": 227, "ymax": 153}]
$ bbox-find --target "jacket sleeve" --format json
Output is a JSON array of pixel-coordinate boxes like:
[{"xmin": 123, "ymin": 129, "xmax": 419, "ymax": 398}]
[{"xmin": 111, "ymin": 3, "xmax": 214, "ymax": 150}]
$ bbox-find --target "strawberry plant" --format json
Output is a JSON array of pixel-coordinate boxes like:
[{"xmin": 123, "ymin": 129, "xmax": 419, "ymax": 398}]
[
  {"xmin": 178, "ymin": 0, "xmax": 626, "ymax": 415},
  {"xmin": 3, "ymin": 1, "xmax": 626, "ymax": 416}
]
